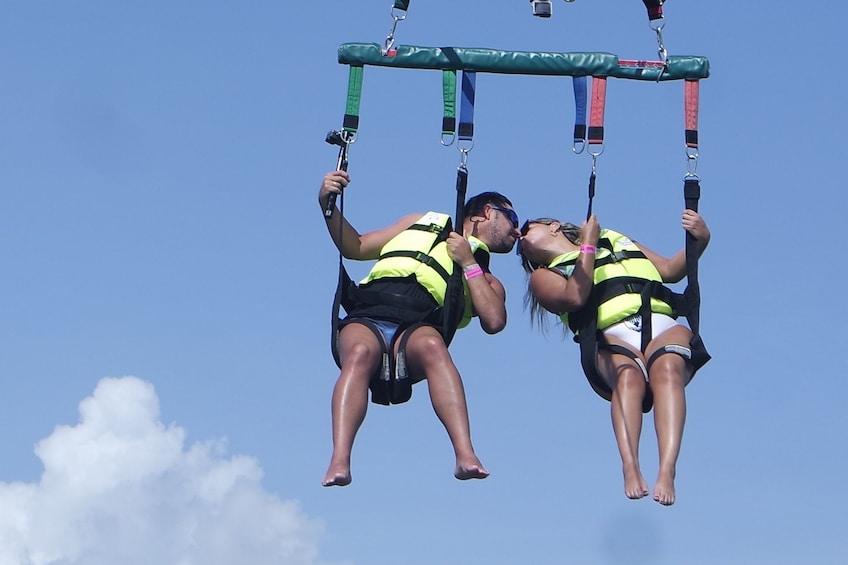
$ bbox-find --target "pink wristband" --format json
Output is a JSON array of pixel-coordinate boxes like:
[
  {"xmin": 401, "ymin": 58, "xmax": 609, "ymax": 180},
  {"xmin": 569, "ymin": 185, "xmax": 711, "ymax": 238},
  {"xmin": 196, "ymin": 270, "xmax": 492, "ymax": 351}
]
[
  {"xmin": 579, "ymin": 244, "xmax": 596, "ymax": 254},
  {"xmin": 463, "ymin": 265, "xmax": 484, "ymax": 280}
]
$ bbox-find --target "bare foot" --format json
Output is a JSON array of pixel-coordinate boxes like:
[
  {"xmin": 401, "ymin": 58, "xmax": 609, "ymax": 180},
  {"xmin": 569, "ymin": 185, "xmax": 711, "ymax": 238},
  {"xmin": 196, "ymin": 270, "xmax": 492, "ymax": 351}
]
[
  {"xmin": 322, "ymin": 462, "xmax": 352, "ymax": 487},
  {"xmin": 454, "ymin": 457, "xmax": 490, "ymax": 480},
  {"xmin": 623, "ymin": 463, "xmax": 649, "ymax": 500},
  {"xmin": 653, "ymin": 471, "xmax": 676, "ymax": 505}
]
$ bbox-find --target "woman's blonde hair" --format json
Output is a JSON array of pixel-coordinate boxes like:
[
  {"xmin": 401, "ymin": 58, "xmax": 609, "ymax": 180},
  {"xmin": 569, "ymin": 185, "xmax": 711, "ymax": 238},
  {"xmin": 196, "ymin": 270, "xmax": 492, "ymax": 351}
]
[{"xmin": 517, "ymin": 218, "xmax": 582, "ymax": 331}]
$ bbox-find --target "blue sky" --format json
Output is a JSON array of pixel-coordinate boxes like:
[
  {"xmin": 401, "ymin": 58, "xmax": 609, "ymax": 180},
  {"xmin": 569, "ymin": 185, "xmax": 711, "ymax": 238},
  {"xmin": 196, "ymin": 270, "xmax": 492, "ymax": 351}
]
[{"xmin": 1, "ymin": 2, "xmax": 846, "ymax": 564}]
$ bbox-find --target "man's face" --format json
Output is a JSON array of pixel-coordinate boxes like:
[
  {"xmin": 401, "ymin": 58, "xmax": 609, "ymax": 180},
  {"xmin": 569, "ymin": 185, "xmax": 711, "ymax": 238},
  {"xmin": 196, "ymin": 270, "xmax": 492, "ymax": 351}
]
[{"xmin": 484, "ymin": 204, "xmax": 520, "ymax": 254}]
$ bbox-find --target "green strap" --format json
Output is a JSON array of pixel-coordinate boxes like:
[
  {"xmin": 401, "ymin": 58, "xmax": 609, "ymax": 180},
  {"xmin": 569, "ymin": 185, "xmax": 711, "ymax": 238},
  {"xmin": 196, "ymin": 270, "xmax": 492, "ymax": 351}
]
[
  {"xmin": 343, "ymin": 65, "xmax": 364, "ymax": 134},
  {"xmin": 442, "ymin": 69, "xmax": 456, "ymax": 139},
  {"xmin": 338, "ymin": 43, "xmax": 710, "ymax": 81}
]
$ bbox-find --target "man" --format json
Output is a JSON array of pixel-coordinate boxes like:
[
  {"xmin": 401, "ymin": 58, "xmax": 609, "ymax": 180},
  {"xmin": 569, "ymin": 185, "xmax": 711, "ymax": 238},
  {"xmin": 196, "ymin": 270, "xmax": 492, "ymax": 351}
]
[{"xmin": 319, "ymin": 169, "xmax": 520, "ymax": 487}]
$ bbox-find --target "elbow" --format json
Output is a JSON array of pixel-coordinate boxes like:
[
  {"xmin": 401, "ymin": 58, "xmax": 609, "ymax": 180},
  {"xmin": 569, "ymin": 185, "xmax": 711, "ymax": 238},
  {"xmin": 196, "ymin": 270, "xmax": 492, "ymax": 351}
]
[
  {"xmin": 480, "ymin": 315, "xmax": 507, "ymax": 335},
  {"xmin": 560, "ymin": 295, "xmax": 590, "ymax": 313}
]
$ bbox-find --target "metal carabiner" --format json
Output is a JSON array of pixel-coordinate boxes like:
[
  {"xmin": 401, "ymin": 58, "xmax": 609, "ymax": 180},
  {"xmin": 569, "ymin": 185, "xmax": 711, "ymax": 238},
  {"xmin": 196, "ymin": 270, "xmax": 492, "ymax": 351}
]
[
  {"xmin": 649, "ymin": 18, "xmax": 668, "ymax": 68},
  {"xmin": 381, "ymin": 9, "xmax": 407, "ymax": 56},
  {"xmin": 457, "ymin": 145, "xmax": 471, "ymax": 169},
  {"xmin": 590, "ymin": 152, "xmax": 600, "ymax": 176}
]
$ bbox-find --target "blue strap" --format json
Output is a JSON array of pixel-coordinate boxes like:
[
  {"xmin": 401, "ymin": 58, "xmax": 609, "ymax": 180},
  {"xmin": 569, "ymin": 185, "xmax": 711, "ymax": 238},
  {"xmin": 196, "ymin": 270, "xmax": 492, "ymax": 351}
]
[
  {"xmin": 572, "ymin": 76, "xmax": 587, "ymax": 149},
  {"xmin": 458, "ymin": 71, "xmax": 476, "ymax": 142}
]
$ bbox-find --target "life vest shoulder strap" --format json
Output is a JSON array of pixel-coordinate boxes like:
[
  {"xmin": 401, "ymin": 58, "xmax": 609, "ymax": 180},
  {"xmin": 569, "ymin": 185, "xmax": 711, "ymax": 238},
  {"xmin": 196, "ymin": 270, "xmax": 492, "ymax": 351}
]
[{"xmin": 378, "ymin": 250, "xmax": 452, "ymax": 282}]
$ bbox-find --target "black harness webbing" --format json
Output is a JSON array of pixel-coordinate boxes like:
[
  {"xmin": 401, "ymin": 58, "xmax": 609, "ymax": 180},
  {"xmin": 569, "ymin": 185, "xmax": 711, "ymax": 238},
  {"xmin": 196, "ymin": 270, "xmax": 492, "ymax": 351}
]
[
  {"xmin": 574, "ymin": 179, "xmax": 710, "ymax": 412},
  {"xmin": 682, "ymin": 177, "xmax": 711, "ymax": 369},
  {"xmin": 329, "ymin": 208, "xmax": 466, "ymax": 406},
  {"xmin": 378, "ymin": 250, "xmax": 452, "ymax": 283},
  {"xmin": 440, "ymin": 165, "xmax": 468, "ymax": 347}
]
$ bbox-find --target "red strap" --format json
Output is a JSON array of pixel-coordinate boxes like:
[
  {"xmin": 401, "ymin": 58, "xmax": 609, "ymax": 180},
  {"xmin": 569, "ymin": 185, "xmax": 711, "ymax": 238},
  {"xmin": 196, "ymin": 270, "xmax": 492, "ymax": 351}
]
[
  {"xmin": 588, "ymin": 77, "xmax": 607, "ymax": 145},
  {"xmin": 684, "ymin": 79, "xmax": 699, "ymax": 149}
]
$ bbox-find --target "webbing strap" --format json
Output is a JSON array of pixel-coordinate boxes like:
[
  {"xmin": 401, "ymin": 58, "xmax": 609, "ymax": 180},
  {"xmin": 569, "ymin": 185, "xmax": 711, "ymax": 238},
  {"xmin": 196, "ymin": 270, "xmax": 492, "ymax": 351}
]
[
  {"xmin": 329, "ymin": 66, "xmax": 364, "ymax": 362},
  {"xmin": 343, "ymin": 65, "xmax": 364, "ymax": 134},
  {"xmin": 379, "ymin": 250, "xmax": 452, "ymax": 282},
  {"xmin": 330, "ymin": 189, "xmax": 350, "ymax": 367},
  {"xmin": 594, "ymin": 249, "xmax": 649, "ymax": 269},
  {"xmin": 393, "ymin": 0, "xmax": 410, "ymax": 10},
  {"xmin": 684, "ymin": 79, "xmax": 699, "ymax": 150},
  {"xmin": 572, "ymin": 76, "xmax": 588, "ymax": 151},
  {"xmin": 683, "ymin": 178, "xmax": 702, "ymax": 335},
  {"xmin": 588, "ymin": 77, "xmax": 606, "ymax": 146},
  {"xmin": 458, "ymin": 71, "xmax": 476, "ymax": 142},
  {"xmin": 454, "ymin": 167, "xmax": 468, "ymax": 231},
  {"xmin": 442, "ymin": 70, "xmax": 457, "ymax": 140},
  {"xmin": 642, "ymin": 0, "xmax": 664, "ymax": 21},
  {"xmin": 683, "ymin": 77, "xmax": 703, "ymax": 342},
  {"xmin": 441, "ymin": 164, "xmax": 469, "ymax": 347}
]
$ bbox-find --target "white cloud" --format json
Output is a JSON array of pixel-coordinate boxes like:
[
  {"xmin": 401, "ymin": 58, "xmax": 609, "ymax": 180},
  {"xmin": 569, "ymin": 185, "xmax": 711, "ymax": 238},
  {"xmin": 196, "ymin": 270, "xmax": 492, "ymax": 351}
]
[{"xmin": 0, "ymin": 377, "xmax": 334, "ymax": 565}]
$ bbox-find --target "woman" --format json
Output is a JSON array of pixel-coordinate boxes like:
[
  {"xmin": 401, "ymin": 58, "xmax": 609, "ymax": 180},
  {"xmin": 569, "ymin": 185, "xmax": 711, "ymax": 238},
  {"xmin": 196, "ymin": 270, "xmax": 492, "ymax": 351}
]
[{"xmin": 517, "ymin": 211, "xmax": 710, "ymax": 505}]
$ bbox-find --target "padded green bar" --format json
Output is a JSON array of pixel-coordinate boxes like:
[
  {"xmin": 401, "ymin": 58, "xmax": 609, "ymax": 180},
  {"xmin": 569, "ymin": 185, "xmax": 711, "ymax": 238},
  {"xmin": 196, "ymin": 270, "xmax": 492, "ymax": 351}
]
[
  {"xmin": 338, "ymin": 43, "xmax": 710, "ymax": 80},
  {"xmin": 612, "ymin": 57, "xmax": 710, "ymax": 81},
  {"xmin": 339, "ymin": 43, "xmax": 618, "ymax": 77}
]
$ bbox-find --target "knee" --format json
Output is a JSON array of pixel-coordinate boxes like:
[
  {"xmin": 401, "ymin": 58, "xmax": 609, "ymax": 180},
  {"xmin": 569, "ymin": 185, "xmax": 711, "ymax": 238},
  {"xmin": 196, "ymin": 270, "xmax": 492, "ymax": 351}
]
[
  {"xmin": 342, "ymin": 341, "xmax": 381, "ymax": 371},
  {"xmin": 615, "ymin": 365, "xmax": 646, "ymax": 393},
  {"xmin": 410, "ymin": 333, "xmax": 449, "ymax": 360},
  {"xmin": 648, "ymin": 357, "xmax": 687, "ymax": 389}
]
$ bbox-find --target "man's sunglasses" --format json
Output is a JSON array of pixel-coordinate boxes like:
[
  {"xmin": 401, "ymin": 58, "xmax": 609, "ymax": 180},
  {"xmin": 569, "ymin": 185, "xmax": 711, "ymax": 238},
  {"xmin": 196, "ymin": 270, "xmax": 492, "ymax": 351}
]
[{"xmin": 491, "ymin": 205, "xmax": 519, "ymax": 229}]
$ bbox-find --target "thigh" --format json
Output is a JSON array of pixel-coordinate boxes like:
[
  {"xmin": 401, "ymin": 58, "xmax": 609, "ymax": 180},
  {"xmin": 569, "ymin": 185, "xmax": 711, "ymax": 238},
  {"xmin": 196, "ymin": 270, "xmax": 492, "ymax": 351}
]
[
  {"xmin": 597, "ymin": 337, "xmax": 648, "ymax": 390},
  {"xmin": 395, "ymin": 324, "xmax": 452, "ymax": 381}
]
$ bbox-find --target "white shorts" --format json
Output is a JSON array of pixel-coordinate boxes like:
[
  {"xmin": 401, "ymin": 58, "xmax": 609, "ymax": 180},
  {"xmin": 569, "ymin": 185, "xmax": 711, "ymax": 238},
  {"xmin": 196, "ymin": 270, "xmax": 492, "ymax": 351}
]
[{"xmin": 603, "ymin": 313, "xmax": 683, "ymax": 352}]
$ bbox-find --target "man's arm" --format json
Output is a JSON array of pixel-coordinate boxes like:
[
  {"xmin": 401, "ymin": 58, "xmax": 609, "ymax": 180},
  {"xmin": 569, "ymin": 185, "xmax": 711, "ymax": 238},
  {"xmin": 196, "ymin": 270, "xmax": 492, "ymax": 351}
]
[
  {"xmin": 445, "ymin": 232, "xmax": 507, "ymax": 334},
  {"xmin": 318, "ymin": 170, "xmax": 420, "ymax": 260}
]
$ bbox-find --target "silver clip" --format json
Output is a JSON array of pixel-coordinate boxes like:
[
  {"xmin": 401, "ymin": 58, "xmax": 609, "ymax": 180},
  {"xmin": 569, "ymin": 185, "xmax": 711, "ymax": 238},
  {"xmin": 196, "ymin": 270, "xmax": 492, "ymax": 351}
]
[
  {"xmin": 381, "ymin": 7, "xmax": 408, "ymax": 56},
  {"xmin": 685, "ymin": 147, "xmax": 699, "ymax": 179}
]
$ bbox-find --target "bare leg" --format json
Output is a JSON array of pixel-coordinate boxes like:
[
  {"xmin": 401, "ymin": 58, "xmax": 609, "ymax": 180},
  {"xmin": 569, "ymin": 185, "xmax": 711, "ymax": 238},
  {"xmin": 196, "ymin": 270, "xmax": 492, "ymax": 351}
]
[
  {"xmin": 648, "ymin": 356, "xmax": 687, "ymax": 505},
  {"xmin": 322, "ymin": 324, "xmax": 383, "ymax": 487},
  {"xmin": 608, "ymin": 362, "xmax": 649, "ymax": 500},
  {"xmin": 403, "ymin": 326, "xmax": 489, "ymax": 480},
  {"xmin": 646, "ymin": 326, "xmax": 692, "ymax": 505}
]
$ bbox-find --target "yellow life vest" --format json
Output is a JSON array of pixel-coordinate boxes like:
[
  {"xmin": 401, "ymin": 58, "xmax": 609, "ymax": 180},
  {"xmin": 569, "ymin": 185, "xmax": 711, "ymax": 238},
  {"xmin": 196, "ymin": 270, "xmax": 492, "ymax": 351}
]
[
  {"xmin": 549, "ymin": 228, "xmax": 673, "ymax": 331},
  {"xmin": 361, "ymin": 212, "xmax": 489, "ymax": 330}
]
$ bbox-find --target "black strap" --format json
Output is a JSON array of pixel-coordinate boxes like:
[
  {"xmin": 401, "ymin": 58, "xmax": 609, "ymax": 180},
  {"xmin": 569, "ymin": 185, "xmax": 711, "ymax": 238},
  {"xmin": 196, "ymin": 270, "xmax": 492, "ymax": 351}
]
[
  {"xmin": 569, "ymin": 277, "xmax": 682, "ymax": 333},
  {"xmin": 554, "ymin": 248, "xmax": 648, "ymax": 272},
  {"xmin": 439, "ymin": 165, "xmax": 468, "ymax": 347},
  {"xmin": 330, "ymin": 246, "xmax": 350, "ymax": 368},
  {"xmin": 682, "ymin": 176, "xmax": 711, "ymax": 369},
  {"xmin": 683, "ymin": 178, "xmax": 702, "ymax": 337},
  {"xmin": 378, "ymin": 250, "xmax": 452, "ymax": 283},
  {"xmin": 642, "ymin": 0, "xmax": 664, "ymax": 21}
]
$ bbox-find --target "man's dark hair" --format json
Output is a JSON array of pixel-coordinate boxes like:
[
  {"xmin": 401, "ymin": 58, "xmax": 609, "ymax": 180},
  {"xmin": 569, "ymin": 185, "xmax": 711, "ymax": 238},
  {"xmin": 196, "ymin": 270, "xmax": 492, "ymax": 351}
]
[{"xmin": 463, "ymin": 191, "xmax": 514, "ymax": 218}]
